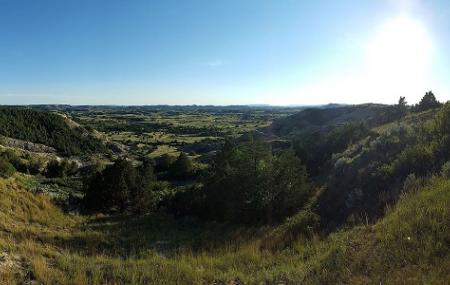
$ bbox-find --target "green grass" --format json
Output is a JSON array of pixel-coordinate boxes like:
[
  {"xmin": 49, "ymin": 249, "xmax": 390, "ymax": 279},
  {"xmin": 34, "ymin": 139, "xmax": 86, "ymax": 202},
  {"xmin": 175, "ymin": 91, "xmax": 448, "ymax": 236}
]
[
  {"xmin": 0, "ymin": 174, "xmax": 449, "ymax": 284},
  {"xmin": 74, "ymin": 110, "xmax": 280, "ymax": 160}
]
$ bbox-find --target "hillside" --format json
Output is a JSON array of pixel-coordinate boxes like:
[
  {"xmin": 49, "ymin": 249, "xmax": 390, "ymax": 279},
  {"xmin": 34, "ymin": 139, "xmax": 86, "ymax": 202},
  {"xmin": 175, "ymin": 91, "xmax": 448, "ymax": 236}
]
[
  {"xmin": 0, "ymin": 100, "xmax": 448, "ymax": 284},
  {"xmin": 0, "ymin": 107, "xmax": 106, "ymax": 155},
  {"xmin": 0, "ymin": 172, "xmax": 448, "ymax": 284},
  {"xmin": 269, "ymin": 104, "xmax": 389, "ymax": 138}
]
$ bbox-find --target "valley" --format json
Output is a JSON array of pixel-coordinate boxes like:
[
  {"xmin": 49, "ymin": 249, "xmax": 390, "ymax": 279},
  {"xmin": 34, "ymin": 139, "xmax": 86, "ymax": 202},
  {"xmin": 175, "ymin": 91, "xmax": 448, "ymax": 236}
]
[{"xmin": 0, "ymin": 96, "xmax": 449, "ymax": 284}]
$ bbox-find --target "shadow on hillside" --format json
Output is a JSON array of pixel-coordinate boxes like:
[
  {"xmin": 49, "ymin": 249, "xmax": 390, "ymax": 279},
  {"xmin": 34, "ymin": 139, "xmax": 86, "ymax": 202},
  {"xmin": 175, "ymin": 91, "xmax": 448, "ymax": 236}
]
[{"xmin": 35, "ymin": 214, "xmax": 262, "ymax": 257}]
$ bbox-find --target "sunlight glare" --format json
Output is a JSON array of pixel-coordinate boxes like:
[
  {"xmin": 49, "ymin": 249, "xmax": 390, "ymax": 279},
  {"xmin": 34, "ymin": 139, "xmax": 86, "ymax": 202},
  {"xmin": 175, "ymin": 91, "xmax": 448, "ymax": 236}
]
[{"xmin": 365, "ymin": 16, "xmax": 433, "ymax": 89}]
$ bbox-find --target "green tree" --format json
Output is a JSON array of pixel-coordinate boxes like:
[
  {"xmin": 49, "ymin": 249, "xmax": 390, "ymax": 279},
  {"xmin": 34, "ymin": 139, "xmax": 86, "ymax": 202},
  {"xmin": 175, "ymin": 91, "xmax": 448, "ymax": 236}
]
[
  {"xmin": 267, "ymin": 149, "xmax": 310, "ymax": 222},
  {"xmin": 45, "ymin": 159, "xmax": 65, "ymax": 178},
  {"xmin": 83, "ymin": 158, "xmax": 159, "ymax": 214},
  {"xmin": 155, "ymin": 154, "xmax": 176, "ymax": 172},
  {"xmin": 416, "ymin": 91, "xmax": 441, "ymax": 112},
  {"xmin": 205, "ymin": 140, "xmax": 310, "ymax": 224},
  {"xmin": 169, "ymin": 152, "xmax": 194, "ymax": 180},
  {"xmin": 397, "ymin": 96, "xmax": 408, "ymax": 118}
]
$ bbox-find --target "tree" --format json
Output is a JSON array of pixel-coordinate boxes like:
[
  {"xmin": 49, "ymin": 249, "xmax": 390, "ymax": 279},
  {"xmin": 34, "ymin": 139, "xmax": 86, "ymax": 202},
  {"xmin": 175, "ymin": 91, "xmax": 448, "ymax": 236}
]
[
  {"xmin": 204, "ymin": 140, "xmax": 310, "ymax": 224},
  {"xmin": 268, "ymin": 149, "xmax": 310, "ymax": 222},
  {"xmin": 416, "ymin": 91, "xmax": 441, "ymax": 112},
  {"xmin": 155, "ymin": 154, "xmax": 176, "ymax": 172},
  {"xmin": 130, "ymin": 160, "xmax": 158, "ymax": 214},
  {"xmin": 169, "ymin": 152, "xmax": 194, "ymax": 180},
  {"xmin": 83, "ymin": 158, "xmax": 159, "ymax": 214},
  {"xmin": 430, "ymin": 102, "xmax": 450, "ymax": 161},
  {"xmin": 45, "ymin": 159, "xmax": 65, "ymax": 178},
  {"xmin": 45, "ymin": 159, "xmax": 78, "ymax": 178},
  {"xmin": 397, "ymin": 96, "xmax": 408, "ymax": 118}
]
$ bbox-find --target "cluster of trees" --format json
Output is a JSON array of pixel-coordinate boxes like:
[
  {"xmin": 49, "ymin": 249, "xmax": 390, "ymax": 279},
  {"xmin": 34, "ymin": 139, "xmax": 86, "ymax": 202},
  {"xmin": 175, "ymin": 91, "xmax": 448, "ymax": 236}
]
[
  {"xmin": 82, "ymin": 139, "xmax": 311, "ymax": 225},
  {"xmin": 155, "ymin": 152, "xmax": 195, "ymax": 180},
  {"xmin": 376, "ymin": 92, "xmax": 441, "ymax": 124},
  {"xmin": 83, "ymin": 159, "xmax": 165, "ymax": 214},
  {"xmin": 166, "ymin": 139, "xmax": 311, "ymax": 224},
  {"xmin": 413, "ymin": 91, "xmax": 441, "ymax": 112},
  {"xmin": 203, "ymin": 139, "xmax": 311, "ymax": 223},
  {"xmin": 0, "ymin": 107, "xmax": 106, "ymax": 155}
]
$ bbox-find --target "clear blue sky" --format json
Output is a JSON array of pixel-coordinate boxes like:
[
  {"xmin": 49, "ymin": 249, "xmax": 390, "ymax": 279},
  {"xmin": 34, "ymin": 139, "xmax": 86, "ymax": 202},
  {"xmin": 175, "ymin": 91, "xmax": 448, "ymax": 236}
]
[{"xmin": 0, "ymin": 0, "xmax": 449, "ymax": 105}]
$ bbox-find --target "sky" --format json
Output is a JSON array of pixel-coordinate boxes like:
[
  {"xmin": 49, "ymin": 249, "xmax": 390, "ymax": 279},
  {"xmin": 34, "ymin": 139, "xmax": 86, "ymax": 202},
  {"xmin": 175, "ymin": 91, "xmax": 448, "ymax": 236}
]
[{"xmin": 0, "ymin": 0, "xmax": 449, "ymax": 105}]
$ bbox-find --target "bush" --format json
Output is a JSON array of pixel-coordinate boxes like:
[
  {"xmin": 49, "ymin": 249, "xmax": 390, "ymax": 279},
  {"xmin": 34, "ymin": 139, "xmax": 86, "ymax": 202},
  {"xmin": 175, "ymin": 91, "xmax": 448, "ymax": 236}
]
[
  {"xmin": 0, "ymin": 158, "xmax": 16, "ymax": 178},
  {"xmin": 281, "ymin": 209, "xmax": 320, "ymax": 237},
  {"xmin": 402, "ymin": 173, "xmax": 421, "ymax": 194},
  {"xmin": 261, "ymin": 208, "xmax": 320, "ymax": 250},
  {"xmin": 45, "ymin": 159, "xmax": 79, "ymax": 178},
  {"xmin": 441, "ymin": 161, "xmax": 450, "ymax": 178}
]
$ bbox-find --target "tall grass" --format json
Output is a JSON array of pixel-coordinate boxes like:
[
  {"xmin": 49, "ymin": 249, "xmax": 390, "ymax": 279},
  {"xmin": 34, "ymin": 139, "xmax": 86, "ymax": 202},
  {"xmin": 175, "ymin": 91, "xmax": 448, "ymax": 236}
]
[{"xmin": 0, "ymin": 174, "xmax": 449, "ymax": 284}]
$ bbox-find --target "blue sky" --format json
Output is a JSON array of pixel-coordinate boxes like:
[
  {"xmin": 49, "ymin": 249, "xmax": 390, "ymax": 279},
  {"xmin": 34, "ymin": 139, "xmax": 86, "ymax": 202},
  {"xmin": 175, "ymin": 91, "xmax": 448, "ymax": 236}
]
[{"xmin": 0, "ymin": 0, "xmax": 449, "ymax": 105}]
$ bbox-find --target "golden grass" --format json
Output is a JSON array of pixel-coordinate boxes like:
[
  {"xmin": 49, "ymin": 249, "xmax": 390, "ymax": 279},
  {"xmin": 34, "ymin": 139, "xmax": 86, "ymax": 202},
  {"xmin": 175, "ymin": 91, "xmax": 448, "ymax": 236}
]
[{"xmin": 0, "ymin": 174, "xmax": 448, "ymax": 284}]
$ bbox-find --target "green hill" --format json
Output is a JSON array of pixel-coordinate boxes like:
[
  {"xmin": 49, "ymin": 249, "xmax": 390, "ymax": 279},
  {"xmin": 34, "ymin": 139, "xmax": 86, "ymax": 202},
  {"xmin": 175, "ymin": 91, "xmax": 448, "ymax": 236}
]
[
  {"xmin": 0, "ymin": 107, "xmax": 106, "ymax": 155},
  {"xmin": 270, "ymin": 104, "xmax": 389, "ymax": 138}
]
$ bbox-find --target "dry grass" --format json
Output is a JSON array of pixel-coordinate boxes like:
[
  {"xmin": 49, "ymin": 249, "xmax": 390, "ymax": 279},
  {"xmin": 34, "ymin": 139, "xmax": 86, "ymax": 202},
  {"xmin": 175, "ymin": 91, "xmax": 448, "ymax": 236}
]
[{"xmin": 0, "ymin": 174, "xmax": 448, "ymax": 284}]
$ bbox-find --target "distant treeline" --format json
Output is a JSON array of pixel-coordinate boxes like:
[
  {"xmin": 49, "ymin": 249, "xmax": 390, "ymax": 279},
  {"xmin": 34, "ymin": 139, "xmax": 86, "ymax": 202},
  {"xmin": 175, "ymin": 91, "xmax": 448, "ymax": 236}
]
[{"xmin": 0, "ymin": 107, "xmax": 106, "ymax": 155}]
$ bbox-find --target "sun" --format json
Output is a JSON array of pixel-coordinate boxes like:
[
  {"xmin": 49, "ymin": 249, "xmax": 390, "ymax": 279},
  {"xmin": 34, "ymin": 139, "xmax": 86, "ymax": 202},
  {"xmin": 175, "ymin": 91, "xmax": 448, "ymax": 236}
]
[
  {"xmin": 365, "ymin": 15, "xmax": 433, "ymax": 86},
  {"xmin": 265, "ymin": 15, "xmax": 436, "ymax": 105}
]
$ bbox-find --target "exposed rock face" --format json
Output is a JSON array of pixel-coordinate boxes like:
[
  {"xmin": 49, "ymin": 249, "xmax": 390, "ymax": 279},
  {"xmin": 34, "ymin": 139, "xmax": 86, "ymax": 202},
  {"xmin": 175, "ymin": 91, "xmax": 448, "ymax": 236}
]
[{"xmin": 0, "ymin": 136, "xmax": 56, "ymax": 153}]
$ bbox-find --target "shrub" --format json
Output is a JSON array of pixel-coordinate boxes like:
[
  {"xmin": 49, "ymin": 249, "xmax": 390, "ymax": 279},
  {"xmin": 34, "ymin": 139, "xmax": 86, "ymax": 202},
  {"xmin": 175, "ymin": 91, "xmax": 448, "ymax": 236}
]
[
  {"xmin": 0, "ymin": 158, "xmax": 16, "ymax": 178},
  {"xmin": 441, "ymin": 161, "xmax": 450, "ymax": 178},
  {"xmin": 402, "ymin": 173, "xmax": 421, "ymax": 194},
  {"xmin": 45, "ymin": 160, "xmax": 65, "ymax": 178},
  {"xmin": 281, "ymin": 209, "xmax": 320, "ymax": 237}
]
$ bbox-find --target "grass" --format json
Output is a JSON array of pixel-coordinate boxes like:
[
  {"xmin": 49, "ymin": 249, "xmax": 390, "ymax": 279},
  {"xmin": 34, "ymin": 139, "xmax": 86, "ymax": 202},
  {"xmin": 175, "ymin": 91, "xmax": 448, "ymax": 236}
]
[
  {"xmin": 0, "ymin": 173, "xmax": 449, "ymax": 284},
  {"xmin": 74, "ymin": 110, "xmax": 282, "ymax": 160}
]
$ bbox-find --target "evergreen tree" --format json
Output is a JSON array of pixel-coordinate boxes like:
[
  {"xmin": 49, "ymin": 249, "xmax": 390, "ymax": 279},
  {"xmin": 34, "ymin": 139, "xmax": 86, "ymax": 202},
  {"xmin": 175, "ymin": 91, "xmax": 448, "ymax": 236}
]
[
  {"xmin": 205, "ymin": 140, "xmax": 310, "ymax": 224},
  {"xmin": 397, "ymin": 96, "xmax": 408, "ymax": 118},
  {"xmin": 83, "ymin": 158, "xmax": 159, "ymax": 214},
  {"xmin": 169, "ymin": 152, "xmax": 194, "ymax": 180},
  {"xmin": 416, "ymin": 91, "xmax": 441, "ymax": 112}
]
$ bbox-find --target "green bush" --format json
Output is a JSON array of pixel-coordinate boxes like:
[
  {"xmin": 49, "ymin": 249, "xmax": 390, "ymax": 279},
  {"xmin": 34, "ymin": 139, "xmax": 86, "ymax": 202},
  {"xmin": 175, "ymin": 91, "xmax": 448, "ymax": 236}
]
[
  {"xmin": 0, "ymin": 158, "xmax": 16, "ymax": 178},
  {"xmin": 281, "ymin": 209, "xmax": 320, "ymax": 236},
  {"xmin": 402, "ymin": 173, "xmax": 422, "ymax": 194},
  {"xmin": 441, "ymin": 161, "xmax": 450, "ymax": 178}
]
